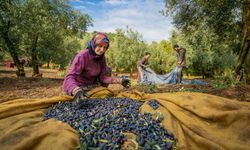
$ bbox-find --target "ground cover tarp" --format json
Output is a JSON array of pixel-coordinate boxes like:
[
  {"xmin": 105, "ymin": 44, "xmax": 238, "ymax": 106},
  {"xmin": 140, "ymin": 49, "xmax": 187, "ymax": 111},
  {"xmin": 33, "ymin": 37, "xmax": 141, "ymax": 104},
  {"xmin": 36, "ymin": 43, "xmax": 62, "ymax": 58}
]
[
  {"xmin": 0, "ymin": 87, "xmax": 250, "ymax": 150},
  {"xmin": 143, "ymin": 66, "xmax": 207, "ymax": 85}
]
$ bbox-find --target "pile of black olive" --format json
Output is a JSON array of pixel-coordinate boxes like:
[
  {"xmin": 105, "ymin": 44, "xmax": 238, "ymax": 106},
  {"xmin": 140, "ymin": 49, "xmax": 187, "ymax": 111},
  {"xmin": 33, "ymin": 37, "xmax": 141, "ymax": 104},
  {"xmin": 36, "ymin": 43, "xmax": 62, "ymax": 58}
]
[
  {"xmin": 44, "ymin": 97, "xmax": 177, "ymax": 150},
  {"xmin": 147, "ymin": 99, "xmax": 160, "ymax": 110}
]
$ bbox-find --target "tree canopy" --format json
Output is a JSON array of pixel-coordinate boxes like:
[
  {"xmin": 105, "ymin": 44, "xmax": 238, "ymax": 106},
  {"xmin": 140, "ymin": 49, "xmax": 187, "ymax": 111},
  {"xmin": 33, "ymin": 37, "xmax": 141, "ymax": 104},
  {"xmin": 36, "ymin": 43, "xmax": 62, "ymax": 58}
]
[
  {"xmin": 163, "ymin": 0, "xmax": 250, "ymax": 82},
  {"xmin": 0, "ymin": 0, "xmax": 92, "ymax": 76}
]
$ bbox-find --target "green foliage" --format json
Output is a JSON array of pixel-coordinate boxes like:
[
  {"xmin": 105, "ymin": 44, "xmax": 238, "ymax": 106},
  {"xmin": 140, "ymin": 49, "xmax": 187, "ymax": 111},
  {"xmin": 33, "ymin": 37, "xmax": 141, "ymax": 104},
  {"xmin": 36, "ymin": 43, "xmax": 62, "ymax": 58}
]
[
  {"xmin": 0, "ymin": 52, "xmax": 4, "ymax": 61},
  {"xmin": 148, "ymin": 84, "xmax": 158, "ymax": 92},
  {"xmin": 212, "ymin": 68, "xmax": 242, "ymax": 89},
  {"xmin": 50, "ymin": 36, "xmax": 83, "ymax": 69},
  {"xmin": 57, "ymin": 70, "xmax": 67, "ymax": 77},
  {"xmin": 20, "ymin": 0, "xmax": 92, "ymax": 69},
  {"xmin": 0, "ymin": 42, "xmax": 6, "ymax": 61},
  {"xmin": 170, "ymin": 24, "xmax": 238, "ymax": 77},
  {"xmin": 0, "ymin": 0, "xmax": 92, "ymax": 73},
  {"xmin": 137, "ymin": 84, "xmax": 159, "ymax": 93},
  {"xmin": 105, "ymin": 27, "xmax": 148, "ymax": 73},
  {"xmin": 81, "ymin": 32, "xmax": 94, "ymax": 49},
  {"xmin": 148, "ymin": 40, "xmax": 175, "ymax": 74},
  {"xmin": 163, "ymin": 0, "xmax": 242, "ymax": 78},
  {"xmin": 163, "ymin": 0, "xmax": 242, "ymax": 39},
  {"xmin": 0, "ymin": 0, "xmax": 24, "ymax": 53}
]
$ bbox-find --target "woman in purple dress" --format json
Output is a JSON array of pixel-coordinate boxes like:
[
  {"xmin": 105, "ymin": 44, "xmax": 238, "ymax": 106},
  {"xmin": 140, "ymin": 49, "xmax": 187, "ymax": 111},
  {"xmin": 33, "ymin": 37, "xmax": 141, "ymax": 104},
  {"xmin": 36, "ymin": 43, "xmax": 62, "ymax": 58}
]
[{"xmin": 63, "ymin": 32, "xmax": 130, "ymax": 102}]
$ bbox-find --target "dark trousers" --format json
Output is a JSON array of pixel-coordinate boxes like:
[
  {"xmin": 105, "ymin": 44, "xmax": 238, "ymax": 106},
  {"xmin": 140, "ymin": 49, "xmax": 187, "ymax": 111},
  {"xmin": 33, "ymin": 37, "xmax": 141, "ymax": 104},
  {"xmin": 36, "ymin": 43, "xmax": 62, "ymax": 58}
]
[{"xmin": 177, "ymin": 66, "xmax": 183, "ymax": 83}]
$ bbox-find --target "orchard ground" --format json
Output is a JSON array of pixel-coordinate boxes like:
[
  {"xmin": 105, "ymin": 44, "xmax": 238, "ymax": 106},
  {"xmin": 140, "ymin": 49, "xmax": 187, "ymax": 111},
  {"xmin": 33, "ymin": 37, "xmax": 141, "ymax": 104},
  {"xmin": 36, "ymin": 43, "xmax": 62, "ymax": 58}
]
[{"xmin": 0, "ymin": 66, "xmax": 249, "ymax": 102}]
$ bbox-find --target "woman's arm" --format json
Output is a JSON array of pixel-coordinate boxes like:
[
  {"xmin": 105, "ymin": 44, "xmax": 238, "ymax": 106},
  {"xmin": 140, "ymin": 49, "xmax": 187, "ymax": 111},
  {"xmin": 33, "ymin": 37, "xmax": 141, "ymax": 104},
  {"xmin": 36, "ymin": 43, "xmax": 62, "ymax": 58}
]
[
  {"xmin": 99, "ymin": 58, "xmax": 122, "ymax": 84},
  {"xmin": 63, "ymin": 53, "xmax": 85, "ymax": 95}
]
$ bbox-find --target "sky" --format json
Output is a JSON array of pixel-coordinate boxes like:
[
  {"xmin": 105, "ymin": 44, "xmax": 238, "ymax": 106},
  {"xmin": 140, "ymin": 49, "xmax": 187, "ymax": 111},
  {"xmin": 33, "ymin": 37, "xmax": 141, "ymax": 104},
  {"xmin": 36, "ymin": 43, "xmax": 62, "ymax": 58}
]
[{"xmin": 69, "ymin": 0, "xmax": 173, "ymax": 43}]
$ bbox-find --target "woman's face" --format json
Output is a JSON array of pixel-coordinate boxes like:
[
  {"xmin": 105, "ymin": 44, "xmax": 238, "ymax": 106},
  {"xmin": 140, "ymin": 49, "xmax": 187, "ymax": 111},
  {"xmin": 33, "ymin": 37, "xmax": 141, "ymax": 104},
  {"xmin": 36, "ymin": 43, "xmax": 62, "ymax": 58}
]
[{"xmin": 94, "ymin": 42, "xmax": 108, "ymax": 56}]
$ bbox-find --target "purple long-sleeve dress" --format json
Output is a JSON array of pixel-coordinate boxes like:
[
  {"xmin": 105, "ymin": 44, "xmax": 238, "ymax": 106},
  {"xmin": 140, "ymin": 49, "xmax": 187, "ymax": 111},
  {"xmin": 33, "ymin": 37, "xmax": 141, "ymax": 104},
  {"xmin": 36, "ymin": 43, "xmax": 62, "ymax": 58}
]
[{"xmin": 63, "ymin": 49, "xmax": 120, "ymax": 95}]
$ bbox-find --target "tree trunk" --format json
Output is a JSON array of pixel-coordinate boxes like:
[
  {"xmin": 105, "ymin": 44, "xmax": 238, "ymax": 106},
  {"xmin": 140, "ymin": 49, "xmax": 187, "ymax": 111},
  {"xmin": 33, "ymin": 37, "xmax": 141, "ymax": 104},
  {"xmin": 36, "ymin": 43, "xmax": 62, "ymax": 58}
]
[
  {"xmin": 31, "ymin": 35, "xmax": 39, "ymax": 76},
  {"xmin": 47, "ymin": 60, "xmax": 50, "ymax": 68},
  {"xmin": 0, "ymin": 0, "xmax": 25, "ymax": 77},
  {"xmin": 236, "ymin": 0, "xmax": 250, "ymax": 83},
  {"xmin": 2, "ymin": 31, "xmax": 25, "ymax": 77},
  {"xmin": 245, "ymin": 47, "xmax": 250, "ymax": 84}
]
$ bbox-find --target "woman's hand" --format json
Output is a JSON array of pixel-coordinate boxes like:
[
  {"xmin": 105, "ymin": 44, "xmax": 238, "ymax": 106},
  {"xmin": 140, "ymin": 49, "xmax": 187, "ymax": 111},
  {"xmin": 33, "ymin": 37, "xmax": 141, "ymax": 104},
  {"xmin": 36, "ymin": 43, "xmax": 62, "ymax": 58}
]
[
  {"xmin": 73, "ymin": 90, "xmax": 89, "ymax": 103},
  {"xmin": 121, "ymin": 79, "xmax": 131, "ymax": 88}
]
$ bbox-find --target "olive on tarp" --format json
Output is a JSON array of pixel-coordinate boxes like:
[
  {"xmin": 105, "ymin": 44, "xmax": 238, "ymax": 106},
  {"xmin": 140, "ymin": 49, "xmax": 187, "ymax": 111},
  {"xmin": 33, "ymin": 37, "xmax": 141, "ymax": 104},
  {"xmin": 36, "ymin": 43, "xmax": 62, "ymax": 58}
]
[{"xmin": 44, "ymin": 97, "xmax": 177, "ymax": 150}]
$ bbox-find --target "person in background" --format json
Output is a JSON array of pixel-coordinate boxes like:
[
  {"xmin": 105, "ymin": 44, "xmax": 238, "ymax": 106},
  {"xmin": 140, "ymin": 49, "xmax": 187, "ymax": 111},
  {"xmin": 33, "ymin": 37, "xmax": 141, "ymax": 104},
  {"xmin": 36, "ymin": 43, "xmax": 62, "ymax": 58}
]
[
  {"xmin": 63, "ymin": 32, "xmax": 130, "ymax": 103},
  {"xmin": 173, "ymin": 44, "xmax": 186, "ymax": 83},
  {"xmin": 137, "ymin": 52, "xmax": 151, "ymax": 84}
]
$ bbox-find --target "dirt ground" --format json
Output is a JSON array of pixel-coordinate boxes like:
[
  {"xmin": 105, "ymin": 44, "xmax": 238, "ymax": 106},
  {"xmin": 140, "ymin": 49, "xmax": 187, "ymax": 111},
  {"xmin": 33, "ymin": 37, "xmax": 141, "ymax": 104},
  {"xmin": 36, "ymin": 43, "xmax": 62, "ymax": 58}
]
[{"xmin": 0, "ymin": 66, "xmax": 249, "ymax": 102}]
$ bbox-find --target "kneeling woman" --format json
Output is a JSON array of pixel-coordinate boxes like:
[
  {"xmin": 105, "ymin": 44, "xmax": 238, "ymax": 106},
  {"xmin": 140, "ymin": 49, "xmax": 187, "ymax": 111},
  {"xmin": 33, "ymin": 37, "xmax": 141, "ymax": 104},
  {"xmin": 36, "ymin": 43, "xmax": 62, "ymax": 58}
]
[{"xmin": 63, "ymin": 32, "xmax": 130, "ymax": 102}]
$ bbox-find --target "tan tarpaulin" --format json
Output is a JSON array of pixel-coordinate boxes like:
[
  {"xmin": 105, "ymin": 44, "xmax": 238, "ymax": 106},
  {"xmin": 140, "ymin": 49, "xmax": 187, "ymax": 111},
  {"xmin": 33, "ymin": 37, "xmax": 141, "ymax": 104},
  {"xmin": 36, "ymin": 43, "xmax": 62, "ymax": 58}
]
[{"xmin": 0, "ymin": 87, "xmax": 250, "ymax": 150}]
